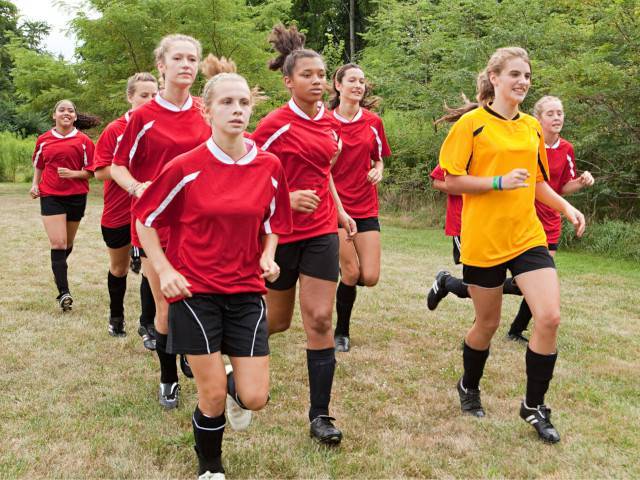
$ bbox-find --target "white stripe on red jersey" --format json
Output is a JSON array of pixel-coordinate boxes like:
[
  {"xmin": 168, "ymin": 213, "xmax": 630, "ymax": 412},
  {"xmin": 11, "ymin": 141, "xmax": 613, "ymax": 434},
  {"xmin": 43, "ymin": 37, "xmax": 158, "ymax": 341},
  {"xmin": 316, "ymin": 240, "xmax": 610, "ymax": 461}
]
[{"xmin": 133, "ymin": 138, "xmax": 292, "ymax": 298}]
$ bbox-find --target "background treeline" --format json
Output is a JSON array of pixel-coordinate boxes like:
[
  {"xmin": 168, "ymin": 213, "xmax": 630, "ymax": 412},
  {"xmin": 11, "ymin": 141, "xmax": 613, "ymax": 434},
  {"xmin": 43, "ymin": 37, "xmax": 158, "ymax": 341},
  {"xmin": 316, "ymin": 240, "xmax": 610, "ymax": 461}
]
[{"xmin": 1, "ymin": 0, "xmax": 639, "ymax": 256}]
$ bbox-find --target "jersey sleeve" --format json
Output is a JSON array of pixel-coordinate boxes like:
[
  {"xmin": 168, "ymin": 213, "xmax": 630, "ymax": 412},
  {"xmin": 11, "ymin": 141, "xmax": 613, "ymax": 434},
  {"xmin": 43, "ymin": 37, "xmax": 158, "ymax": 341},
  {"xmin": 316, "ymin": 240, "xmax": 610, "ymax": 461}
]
[
  {"xmin": 430, "ymin": 164, "xmax": 445, "ymax": 181},
  {"xmin": 439, "ymin": 116, "xmax": 474, "ymax": 176},
  {"xmin": 113, "ymin": 112, "xmax": 144, "ymax": 168},
  {"xmin": 535, "ymin": 124, "xmax": 550, "ymax": 183},
  {"xmin": 83, "ymin": 137, "xmax": 95, "ymax": 171},
  {"xmin": 92, "ymin": 124, "xmax": 119, "ymax": 171},
  {"xmin": 132, "ymin": 161, "xmax": 187, "ymax": 229},
  {"xmin": 32, "ymin": 135, "xmax": 47, "ymax": 169},
  {"xmin": 373, "ymin": 117, "xmax": 392, "ymax": 160},
  {"xmin": 262, "ymin": 162, "xmax": 293, "ymax": 236},
  {"xmin": 251, "ymin": 114, "xmax": 287, "ymax": 153},
  {"xmin": 559, "ymin": 143, "xmax": 577, "ymax": 186}
]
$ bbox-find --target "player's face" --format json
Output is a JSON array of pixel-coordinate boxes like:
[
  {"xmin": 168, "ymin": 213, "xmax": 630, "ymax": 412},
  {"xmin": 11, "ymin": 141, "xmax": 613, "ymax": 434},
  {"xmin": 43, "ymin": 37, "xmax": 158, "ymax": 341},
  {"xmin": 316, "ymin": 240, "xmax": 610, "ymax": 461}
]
[
  {"xmin": 491, "ymin": 57, "xmax": 531, "ymax": 106},
  {"xmin": 129, "ymin": 81, "xmax": 158, "ymax": 109},
  {"xmin": 285, "ymin": 56, "xmax": 327, "ymax": 104},
  {"xmin": 204, "ymin": 78, "xmax": 252, "ymax": 136},
  {"xmin": 538, "ymin": 100, "xmax": 564, "ymax": 136},
  {"xmin": 157, "ymin": 41, "xmax": 199, "ymax": 89},
  {"xmin": 52, "ymin": 101, "xmax": 77, "ymax": 129},
  {"xmin": 336, "ymin": 67, "xmax": 365, "ymax": 104}
]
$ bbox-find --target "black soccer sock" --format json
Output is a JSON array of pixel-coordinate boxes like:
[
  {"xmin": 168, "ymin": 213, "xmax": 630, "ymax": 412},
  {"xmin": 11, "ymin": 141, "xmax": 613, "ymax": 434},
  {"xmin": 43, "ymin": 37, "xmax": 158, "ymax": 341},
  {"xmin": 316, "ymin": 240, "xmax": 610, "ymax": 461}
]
[
  {"xmin": 155, "ymin": 333, "xmax": 178, "ymax": 384},
  {"xmin": 65, "ymin": 245, "xmax": 73, "ymax": 258},
  {"xmin": 502, "ymin": 276, "xmax": 522, "ymax": 296},
  {"xmin": 462, "ymin": 342, "xmax": 490, "ymax": 390},
  {"xmin": 226, "ymin": 369, "xmax": 248, "ymax": 409},
  {"xmin": 525, "ymin": 347, "xmax": 557, "ymax": 407},
  {"xmin": 139, "ymin": 275, "xmax": 155, "ymax": 327},
  {"xmin": 107, "ymin": 271, "xmax": 127, "ymax": 318},
  {"xmin": 192, "ymin": 406, "xmax": 225, "ymax": 475},
  {"xmin": 444, "ymin": 275, "xmax": 469, "ymax": 299},
  {"xmin": 509, "ymin": 299, "xmax": 533, "ymax": 334},
  {"xmin": 50, "ymin": 249, "xmax": 69, "ymax": 295},
  {"xmin": 307, "ymin": 348, "xmax": 336, "ymax": 421},
  {"xmin": 335, "ymin": 281, "xmax": 357, "ymax": 337}
]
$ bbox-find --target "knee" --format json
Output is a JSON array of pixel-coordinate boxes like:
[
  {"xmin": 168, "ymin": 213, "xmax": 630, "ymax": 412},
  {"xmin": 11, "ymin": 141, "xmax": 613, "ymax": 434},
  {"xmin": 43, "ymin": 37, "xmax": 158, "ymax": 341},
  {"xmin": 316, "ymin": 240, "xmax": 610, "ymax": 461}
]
[
  {"xmin": 268, "ymin": 315, "xmax": 291, "ymax": 335},
  {"xmin": 359, "ymin": 271, "xmax": 379, "ymax": 287},
  {"xmin": 239, "ymin": 390, "xmax": 269, "ymax": 411},
  {"xmin": 198, "ymin": 384, "xmax": 227, "ymax": 417},
  {"xmin": 50, "ymin": 240, "xmax": 67, "ymax": 250},
  {"xmin": 340, "ymin": 262, "xmax": 360, "ymax": 285},
  {"xmin": 474, "ymin": 316, "xmax": 501, "ymax": 336},
  {"xmin": 305, "ymin": 309, "xmax": 333, "ymax": 337},
  {"xmin": 110, "ymin": 263, "xmax": 128, "ymax": 277},
  {"xmin": 535, "ymin": 309, "xmax": 561, "ymax": 335}
]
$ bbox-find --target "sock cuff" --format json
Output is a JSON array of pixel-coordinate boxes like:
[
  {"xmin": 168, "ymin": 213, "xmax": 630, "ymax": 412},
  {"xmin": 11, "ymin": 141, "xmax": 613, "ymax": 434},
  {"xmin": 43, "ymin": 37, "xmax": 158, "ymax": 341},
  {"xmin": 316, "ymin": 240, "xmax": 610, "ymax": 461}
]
[
  {"xmin": 51, "ymin": 249, "xmax": 66, "ymax": 259},
  {"xmin": 193, "ymin": 406, "xmax": 225, "ymax": 430},
  {"xmin": 156, "ymin": 332, "xmax": 168, "ymax": 351},
  {"xmin": 337, "ymin": 281, "xmax": 357, "ymax": 303},
  {"xmin": 108, "ymin": 271, "xmax": 128, "ymax": 281},
  {"xmin": 306, "ymin": 347, "xmax": 335, "ymax": 360},
  {"xmin": 463, "ymin": 341, "xmax": 490, "ymax": 357},
  {"xmin": 526, "ymin": 346, "xmax": 558, "ymax": 363}
]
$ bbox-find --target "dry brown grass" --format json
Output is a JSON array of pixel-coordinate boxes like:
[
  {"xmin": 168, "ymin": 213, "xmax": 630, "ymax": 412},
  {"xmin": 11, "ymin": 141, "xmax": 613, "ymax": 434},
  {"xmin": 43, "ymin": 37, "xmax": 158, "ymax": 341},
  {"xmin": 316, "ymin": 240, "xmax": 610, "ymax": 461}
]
[{"xmin": 0, "ymin": 182, "xmax": 638, "ymax": 479}]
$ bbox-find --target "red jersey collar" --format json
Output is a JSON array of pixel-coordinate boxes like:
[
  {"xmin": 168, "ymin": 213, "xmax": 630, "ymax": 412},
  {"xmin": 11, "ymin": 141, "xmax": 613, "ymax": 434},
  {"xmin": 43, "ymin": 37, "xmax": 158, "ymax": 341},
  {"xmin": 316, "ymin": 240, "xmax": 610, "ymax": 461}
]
[
  {"xmin": 51, "ymin": 128, "xmax": 78, "ymax": 139},
  {"xmin": 288, "ymin": 98, "xmax": 324, "ymax": 121},
  {"xmin": 546, "ymin": 138, "xmax": 561, "ymax": 149},
  {"xmin": 154, "ymin": 93, "xmax": 193, "ymax": 112},
  {"xmin": 206, "ymin": 137, "xmax": 258, "ymax": 166},
  {"xmin": 332, "ymin": 108, "xmax": 363, "ymax": 124}
]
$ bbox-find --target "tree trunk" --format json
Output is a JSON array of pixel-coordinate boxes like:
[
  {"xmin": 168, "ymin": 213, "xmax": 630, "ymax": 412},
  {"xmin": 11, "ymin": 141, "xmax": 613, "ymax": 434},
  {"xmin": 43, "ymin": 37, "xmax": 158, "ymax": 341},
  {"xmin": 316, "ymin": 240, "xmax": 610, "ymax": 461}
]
[{"xmin": 349, "ymin": 0, "xmax": 356, "ymax": 60}]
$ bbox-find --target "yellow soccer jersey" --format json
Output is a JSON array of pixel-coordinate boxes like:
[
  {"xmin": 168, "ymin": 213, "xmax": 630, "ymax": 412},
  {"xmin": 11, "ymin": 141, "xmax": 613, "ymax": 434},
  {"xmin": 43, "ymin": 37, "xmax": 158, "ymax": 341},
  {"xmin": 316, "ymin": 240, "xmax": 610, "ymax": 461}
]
[{"xmin": 439, "ymin": 106, "xmax": 550, "ymax": 267}]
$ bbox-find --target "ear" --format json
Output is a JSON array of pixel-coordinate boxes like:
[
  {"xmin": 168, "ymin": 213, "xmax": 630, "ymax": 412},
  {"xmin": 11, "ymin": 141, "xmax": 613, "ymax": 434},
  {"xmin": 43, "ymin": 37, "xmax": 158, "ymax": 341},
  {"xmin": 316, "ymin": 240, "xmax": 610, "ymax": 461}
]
[
  {"xmin": 488, "ymin": 71, "xmax": 499, "ymax": 87},
  {"xmin": 283, "ymin": 75, "xmax": 294, "ymax": 90},
  {"xmin": 157, "ymin": 60, "xmax": 166, "ymax": 76},
  {"xmin": 334, "ymin": 78, "xmax": 343, "ymax": 93}
]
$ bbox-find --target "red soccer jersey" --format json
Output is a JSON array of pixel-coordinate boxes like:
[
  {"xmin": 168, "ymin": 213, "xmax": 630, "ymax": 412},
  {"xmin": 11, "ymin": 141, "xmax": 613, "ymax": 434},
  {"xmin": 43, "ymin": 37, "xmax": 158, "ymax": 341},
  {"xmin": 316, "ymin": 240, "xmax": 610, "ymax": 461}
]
[
  {"xmin": 113, "ymin": 94, "xmax": 211, "ymax": 247},
  {"xmin": 330, "ymin": 108, "xmax": 391, "ymax": 219},
  {"xmin": 133, "ymin": 138, "xmax": 292, "ymax": 300},
  {"xmin": 430, "ymin": 164, "xmax": 462, "ymax": 236},
  {"xmin": 535, "ymin": 137, "xmax": 576, "ymax": 244},
  {"xmin": 252, "ymin": 99, "xmax": 340, "ymax": 244},
  {"xmin": 32, "ymin": 128, "xmax": 95, "ymax": 197},
  {"xmin": 89, "ymin": 112, "xmax": 130, "ymax": 228}
]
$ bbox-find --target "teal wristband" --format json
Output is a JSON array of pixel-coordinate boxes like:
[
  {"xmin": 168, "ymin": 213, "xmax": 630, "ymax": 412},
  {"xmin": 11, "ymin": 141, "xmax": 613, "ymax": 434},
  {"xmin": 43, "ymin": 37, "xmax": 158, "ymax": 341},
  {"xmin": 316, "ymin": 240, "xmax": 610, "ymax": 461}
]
[{"xmin": 492, "ymin": 176, "xmax": 500, "ymax": 190}]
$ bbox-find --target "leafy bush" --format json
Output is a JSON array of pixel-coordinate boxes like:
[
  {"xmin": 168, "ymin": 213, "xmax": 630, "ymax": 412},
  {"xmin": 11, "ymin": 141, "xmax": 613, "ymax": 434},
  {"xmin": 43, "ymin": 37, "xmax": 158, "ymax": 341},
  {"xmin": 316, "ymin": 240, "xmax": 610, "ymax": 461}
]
[
  {"xmin": 560, "ymin": 218, "xmax": 640, "ymax": 263},
  {"xmin": 0, "ymin": 131, "xmax": 35, "ymax": 182}
]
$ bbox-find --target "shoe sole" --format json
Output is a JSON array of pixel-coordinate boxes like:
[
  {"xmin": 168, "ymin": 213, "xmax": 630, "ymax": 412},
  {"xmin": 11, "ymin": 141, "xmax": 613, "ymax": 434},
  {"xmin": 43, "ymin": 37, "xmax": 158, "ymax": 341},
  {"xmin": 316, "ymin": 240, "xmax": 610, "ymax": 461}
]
[
  {"xmin": 310, "ymin": 432, "xmax": 342, "ymax": 445},
  {"xmin": 108, "ymin": 331, "xmax": 127, "ymax": 337}
]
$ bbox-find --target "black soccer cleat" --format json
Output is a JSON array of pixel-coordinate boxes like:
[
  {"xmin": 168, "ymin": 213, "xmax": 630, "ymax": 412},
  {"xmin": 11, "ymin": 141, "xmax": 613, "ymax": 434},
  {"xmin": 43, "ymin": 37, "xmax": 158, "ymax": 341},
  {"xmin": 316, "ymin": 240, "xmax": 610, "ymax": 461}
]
[
  {"xmin": 334, "ymin": 335, "xmax": 350, "ymax": 353},
  {"xmin": 457, "ymin": 378, "xmax": 485, "ymax": 417},
  {"xmin": 520, "ymin": 401, "xmax": 561, "ymax": 444},
  {"xmin": 138, "ymin": 324, "xmax": 156, "ymax": 351},
  {"xmin": 310, "ymin": 415, "xmax": 342, "ymax": 445},
  {"xmin": 506, "ymin": 331, "xmax": 529, "ymax": 345},
  {"xmin": 427, "ymin": 270, "xmax": 450, "ymax": 311},
  {"xmin": 180, "ymin": 354, "xmax": 194, "ymax": 378},
  {"xmin": 159, "ymin": 382, "xmax": 180, "ymax": 409},
  {"xmin": 108, "ymin": 316, "xmax": 126, "ymax": 337},
  {"xmin": 57, "ymin": 292, "xmax": 73, "ymax": 312},
  {"xmin": 129, "ymin": 249, "xmax": 141, "ymax": 274}
]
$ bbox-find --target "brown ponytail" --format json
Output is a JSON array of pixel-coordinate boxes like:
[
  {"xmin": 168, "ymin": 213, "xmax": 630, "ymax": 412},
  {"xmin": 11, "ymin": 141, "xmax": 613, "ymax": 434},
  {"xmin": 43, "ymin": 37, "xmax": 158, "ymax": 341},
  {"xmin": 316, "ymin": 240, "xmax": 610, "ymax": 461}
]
[
  {"xmin": 327, "ymin": 63, "xmax": 381, "ymax": 111},
  {"xmin": 267, "ymin": 24, "xmax": 324, "ymax": 76}
]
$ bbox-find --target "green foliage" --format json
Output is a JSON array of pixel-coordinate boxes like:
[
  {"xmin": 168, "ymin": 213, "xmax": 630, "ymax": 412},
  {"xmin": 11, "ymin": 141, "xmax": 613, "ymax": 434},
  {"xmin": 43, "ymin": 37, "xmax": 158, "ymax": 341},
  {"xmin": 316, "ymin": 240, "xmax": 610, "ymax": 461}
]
[
  {"xmin": 0, "ymin": 130, "xmax": 35, "ymax": 182},
  {"xmin": 560, "ymin": 218, "xmax": 640, "ymax": 263}
]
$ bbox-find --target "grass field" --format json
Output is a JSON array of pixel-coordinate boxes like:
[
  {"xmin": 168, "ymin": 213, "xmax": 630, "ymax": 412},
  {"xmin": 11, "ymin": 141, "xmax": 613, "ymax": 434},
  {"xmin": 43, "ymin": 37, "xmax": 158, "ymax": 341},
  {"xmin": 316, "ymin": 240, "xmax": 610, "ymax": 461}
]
[{"xmin": 1, "ymin": 182, "xmax": 639, "ymax": 479}]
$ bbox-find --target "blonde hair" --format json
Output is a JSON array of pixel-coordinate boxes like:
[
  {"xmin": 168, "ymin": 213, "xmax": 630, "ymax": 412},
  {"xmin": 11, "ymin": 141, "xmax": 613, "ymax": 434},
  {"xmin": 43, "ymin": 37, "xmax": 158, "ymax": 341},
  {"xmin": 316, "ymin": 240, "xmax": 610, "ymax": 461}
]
[
  {"xmin": 436, "ymin": 47, "xmax": 531, "ymax": 124},
  {"xmin": 200, "ymin": 54, "xmax": 265, "ymax": 108},
  {"xmin": 153, "ymin": 34, "xmax": 202, "ymax": 64},
  {"xmin": 126, "ymin": 72, "xmax": 158, "ymax": 97},
  {"xmin": 533, "ymin": 95, "xmax": 563, "ymax": 120}
]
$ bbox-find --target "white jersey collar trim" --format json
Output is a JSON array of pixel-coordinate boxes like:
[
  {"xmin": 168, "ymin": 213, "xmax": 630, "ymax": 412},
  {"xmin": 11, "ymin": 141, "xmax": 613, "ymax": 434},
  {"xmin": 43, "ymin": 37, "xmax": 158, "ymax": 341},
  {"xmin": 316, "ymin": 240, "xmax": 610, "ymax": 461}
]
[
  {"xmin": 288, "ymin": 98, "xmax": 324, "ymax": 121},
  {"xmin": 546, "ymin": 138, "xmax": 561, "ymax": 149},
  {"xmin": 155, "ymin": 93, "xmax": 193, "ymax": 112},
  {"xmin": 51, "ymin": 128, "xmax": 78, "ymax": 139},
  {"xmin": 125, "ymin": 111, "xmax": 131, "ymax": 122},
  {"xmin": 332, "ymin": 108, "xmax": 362, "ymax": 124},
  {"xmin": 206, "ymin": 137, "xmax": 258, "ymax": 166}
]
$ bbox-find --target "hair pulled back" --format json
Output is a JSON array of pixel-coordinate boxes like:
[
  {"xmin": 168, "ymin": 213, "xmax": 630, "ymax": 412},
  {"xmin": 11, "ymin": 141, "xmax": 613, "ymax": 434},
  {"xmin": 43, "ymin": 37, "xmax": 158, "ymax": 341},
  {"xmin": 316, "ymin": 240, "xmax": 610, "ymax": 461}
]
[
  {"xmin": 267, "ymin": 24, "xmax": 324, "ymax": 76},
  {"xmin": 126, "ymin": 72, "xmax": 157, "ymax": 97},
  {"xmin": 435, "ymin": 47, "xmax": 531, "ymax": 124},
  {"xmin": 154, "ymin": 34, "xmax": 202, "ymax": 64},
  {"xmin": 200, "ymin": 54, "xmax": 265, "ymax": 107},
  {"xmin": 53, "ymin": 99, "xmax": 101, "ymax": 130},
  {"xmin": 327, "ymin": 63, "xmax": 380, "ymax": 111},
  {"xmin": 533, "ymin": 95, "xmax": 562, "ymax": 120}
]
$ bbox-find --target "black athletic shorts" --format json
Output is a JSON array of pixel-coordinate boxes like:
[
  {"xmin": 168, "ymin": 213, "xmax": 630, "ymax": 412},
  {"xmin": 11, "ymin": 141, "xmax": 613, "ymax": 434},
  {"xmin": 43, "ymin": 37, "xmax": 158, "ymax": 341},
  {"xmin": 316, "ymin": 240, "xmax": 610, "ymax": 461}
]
[
  {"xmin": 452, "ymin": 235, "xmax": 462, "ymax": 265},
  {"xmin": 40, "ymin": 194, "xmax": 87, "ymax": 221},
  {"xmin": 167, "ymin": 293, "xmax": 268, "ymax": 357},
  {"xmin": 338, "ymin": 216, "xmax": 381, "ymax": 233},
  {"xmin": 463, "ymin": 246, "xmax": 556, "ymax": 289},
  {"xmin": 266, "ymin": 233, "xmax": 340, "ymax": 290},
  {"xmin": 101, "ymin": 224, "xmax": 131, "ymax": 249},
  {"xmin": 548, "ymin": 243, "xmax": 558, "ymax": 252}
]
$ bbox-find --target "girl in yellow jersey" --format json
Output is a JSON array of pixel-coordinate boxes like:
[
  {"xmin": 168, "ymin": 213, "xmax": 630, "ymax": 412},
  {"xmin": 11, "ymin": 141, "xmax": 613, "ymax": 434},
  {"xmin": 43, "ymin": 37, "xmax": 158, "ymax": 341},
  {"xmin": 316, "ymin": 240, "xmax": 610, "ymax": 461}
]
[{"xmin": 438, "ymin": 47, "xmax": 585, "ymax": 444}]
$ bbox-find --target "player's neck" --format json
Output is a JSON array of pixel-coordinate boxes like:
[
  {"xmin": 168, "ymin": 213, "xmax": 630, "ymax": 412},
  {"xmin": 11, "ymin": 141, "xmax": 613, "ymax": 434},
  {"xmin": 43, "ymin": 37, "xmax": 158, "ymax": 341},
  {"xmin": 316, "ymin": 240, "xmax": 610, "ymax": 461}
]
[
  {"xmin": 544, "ymin": 131, "xmax": 560, "ymax": 146},
  {"xmin": 292, "ymin": 95, "xmax": 319, "ymax": 119},
  {"xmin": 337, "ymin": 100, "xmax": 360, "ymax": 121},
  {"xmin": 212, "ymin": 131, "xmax": 247, "ymax": 161},
  {"xmin": 161, "ymin": 84, "xmax": 191, "ymax": 109},
  {"xmin": 54, "ymin": 124, "xmax": 74, "ymax": 136},
  {"xmin": 490, "ymin": 97, "xmax": 519, "ymax": 120}
]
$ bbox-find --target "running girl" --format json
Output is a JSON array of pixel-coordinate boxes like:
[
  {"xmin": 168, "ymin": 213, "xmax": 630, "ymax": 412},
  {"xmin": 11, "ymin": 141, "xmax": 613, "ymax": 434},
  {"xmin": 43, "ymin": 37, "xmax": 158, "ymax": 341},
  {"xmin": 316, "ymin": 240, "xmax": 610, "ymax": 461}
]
[
  {"xmin": 438, "ymin": 47, "xmax": 585, "ymax": 444},
  {"xmin": 91, "ymin": 72, "xmax": 158, "ymax": 342},
  {"xmin": 252, "ymin": 24, "xmax": 356, "ymax": 444},
  {"xmin": 134, "ymin": 56, "xmax": 291, "ymax": 480},
  {"xmin": 507, "ymin": 95, "xmax": 594, "ymax": 341},
  {"xmin": 30, "ymin": 100, "xmax": 97, "ymax": 312},
  {"xmin": 328, "ymin": 63, "xmax": 391, "ymax": 352},
  {"xmin": 112, "ymin": 34, "xmax": 211, "ymax": 409}
]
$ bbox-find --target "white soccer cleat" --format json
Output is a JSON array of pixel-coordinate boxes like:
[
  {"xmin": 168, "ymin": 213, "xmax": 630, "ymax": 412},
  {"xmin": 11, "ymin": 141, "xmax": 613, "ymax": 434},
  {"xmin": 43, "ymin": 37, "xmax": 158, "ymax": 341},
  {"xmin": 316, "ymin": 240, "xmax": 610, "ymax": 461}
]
[
  {"xmin": 225, "ymin": 364, "xmax": 252, "ymax": 431},
  {"xmin": 198, "ymin": 471, "xmax": 225, "ymax": 480}
]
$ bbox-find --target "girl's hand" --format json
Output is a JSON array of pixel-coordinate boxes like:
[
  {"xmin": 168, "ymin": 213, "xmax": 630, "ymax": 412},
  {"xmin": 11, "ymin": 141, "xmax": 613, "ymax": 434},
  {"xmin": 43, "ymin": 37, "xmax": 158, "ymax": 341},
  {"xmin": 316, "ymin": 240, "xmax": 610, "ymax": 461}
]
[
  {"xmin": 29, "ymin": 185, "xmax": 40, "ymax": 199},
  {"xmin": 159, "ymin": 267, "xmax": 192, "ymax": 299},
  {"xmin": 338, "ymin": 209, "xmax": 357, "ymax": 241},
  {"xmin": 367, "ymin": 167, "xmax": 383, "ymax": 185},
  {"xmin": 290, "ymin": 190, "xmax": 320, "ymax": 213},
  {"xmin": 260, "ymin": 254, "xmax": 280, "ymax": 283},
  {"xmin": 579, "ymin": 171, "xmax": 594, "ymax": 187},
  {"xmin": 563, "ymin": 205, "xmax": 586, "ymax": 238},
  {"xmin": 57, "ymin": 167, "xmax": 76, "ymax": 178},
  {"xmin": 501, "ymin": 168, "xmax": 530, "ymax": 190},
  {"xmin": 135, "ymin": 181, "xmax": 152, "ymax": 198}
]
